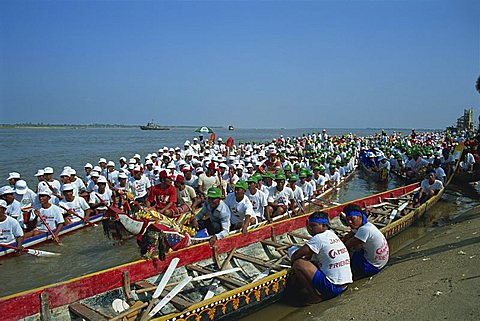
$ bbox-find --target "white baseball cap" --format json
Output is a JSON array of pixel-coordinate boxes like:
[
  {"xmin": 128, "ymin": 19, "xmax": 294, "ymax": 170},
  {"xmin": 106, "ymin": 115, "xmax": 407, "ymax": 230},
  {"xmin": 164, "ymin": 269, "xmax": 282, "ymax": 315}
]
[
  {"xmin": 118, "ymin": 172, "xmax": 128, "ymax": 179},
  {"xmin": 15, "ymin": 180, "xmax": 28, "ymax": 195},
  {"xmin": 69, "ymin": 169, "xmax": 77, "ymax": 175},
  {"xmin": 62, "ymin": 184, "xmax": 74, "ymax": 192},
  {"xmin": 43, "ymin": 167, "xmax": 54, "ymax": 174},
  {"xmin": 184, "ymin": 140, "xmax": 190, "ymax": 146},
  {"xmin": 145, "ymin": 159, "xmax": 153, "ymax": 165},
  {"xmin": 38, "ymin": 189, "xmax": 51, "ymax": 197},
  {"xmin": 7, "ymin": 172, "xmax": 21, "ymax": 180},
  {"xmin": 97, "ymin": 176, "xmax": 107, "ymax": 183},
  {"xmin": 134, "ymin": 154, "xmax": 141, "ymax": 159},
  {"xmin": 93, "ymin": 166, "xmax": 102, "ymax": 173},
  {"xmin": 98, "ymin": 158, "xmax": 107, "ymax": 164},
  {"xmin": 1, "ymin": 186, "xmax": 15, "ymax": 195},
  {"xmin": 107, "ymin": 161, "xmax": 115, "ymax": 167},
  {"xmin": 90, "ymin": 171, "xmax": 100, "ymax": 178},
  {"xmin": 0, "ymin": 200, "xmax": 7, "ymax": 208},
  {"xmin": 34, "ymin": 169, "xmax": 44, "ymax": 177},
  {"xmin": 60, "ymin": 170, "xmax": 70, "ymax": 177},
  {"xmin": 167, "ymin": 163, "xmax": 176, "ymax": 169},
  {"xmin": 84, "ymin": 163, "xmax": 93, "ymax": 169},
  {"xmin": 119, "ymin": 157, "xmax": 127, "ymax": 162}
]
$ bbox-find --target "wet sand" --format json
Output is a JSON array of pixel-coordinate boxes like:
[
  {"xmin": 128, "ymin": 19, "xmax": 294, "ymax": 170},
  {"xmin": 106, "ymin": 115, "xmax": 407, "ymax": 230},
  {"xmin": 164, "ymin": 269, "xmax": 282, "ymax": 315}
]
[{"xmin": 301, "ymin": 205, "xmax": 480, "ymax": 321}]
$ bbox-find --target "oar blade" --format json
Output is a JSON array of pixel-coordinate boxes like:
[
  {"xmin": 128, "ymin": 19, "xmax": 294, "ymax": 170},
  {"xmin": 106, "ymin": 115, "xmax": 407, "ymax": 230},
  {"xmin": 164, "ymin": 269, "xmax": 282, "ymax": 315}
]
[
  {"xmin": 153, "ymin": 257, "xmax": 180, "ymax": 299},
  {"xmin": 25, "ymin": 249, "xmax": 61, "ymax": 257},
  {"xmin": 149, "ymin": 276, "xmax": 192, "ymax": 318}
]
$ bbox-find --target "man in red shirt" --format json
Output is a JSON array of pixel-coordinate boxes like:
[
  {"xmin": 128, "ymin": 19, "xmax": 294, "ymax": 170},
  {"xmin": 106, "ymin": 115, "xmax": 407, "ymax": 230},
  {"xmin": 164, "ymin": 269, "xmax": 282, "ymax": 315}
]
[{"xmin": 146, "ymin": 170, "xmax": 177, "ymax": 217}]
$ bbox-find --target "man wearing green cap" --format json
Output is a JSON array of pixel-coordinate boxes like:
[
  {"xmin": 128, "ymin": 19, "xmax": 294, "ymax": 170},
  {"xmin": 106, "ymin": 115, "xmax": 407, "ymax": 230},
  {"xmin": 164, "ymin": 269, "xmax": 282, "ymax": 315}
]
[
  {"xmin": 312, "ymin": 166, "xmax": 327, "ymax": 194},
  {"xmin": 192, "ymin": 187, "xmax": 231, "ymax": 246},
  {"xmin": 299, "ymin": 171, "xmax": 314, "ymax": 199},
  {"xmin": 265, "ymin": 173, "xmax": 295, "ymax": 221},
  {"xmin": 288, "ymin": 174, "xmax": 305, "ymax": 214},
  {"xmin": 224, "ymin": 180, "xmax": 256, "ymax": 235},
  {"xmin": 246, "ymin": 176, "xmax": 268, "ymax": 221}
]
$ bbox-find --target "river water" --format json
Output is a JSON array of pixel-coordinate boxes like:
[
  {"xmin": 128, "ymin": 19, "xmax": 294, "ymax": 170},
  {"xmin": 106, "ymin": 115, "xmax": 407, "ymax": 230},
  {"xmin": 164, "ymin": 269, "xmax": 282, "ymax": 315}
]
[{"xmin": 0, "ymin": 127, "xmax": 478, "ymax": 320}]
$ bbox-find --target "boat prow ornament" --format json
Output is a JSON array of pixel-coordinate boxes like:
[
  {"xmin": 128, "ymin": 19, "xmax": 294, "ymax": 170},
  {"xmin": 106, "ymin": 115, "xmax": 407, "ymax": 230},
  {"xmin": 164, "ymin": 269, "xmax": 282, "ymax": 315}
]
[{"xmin": 103, "ymin": 206, "xmax": 209, "ymax": 260}]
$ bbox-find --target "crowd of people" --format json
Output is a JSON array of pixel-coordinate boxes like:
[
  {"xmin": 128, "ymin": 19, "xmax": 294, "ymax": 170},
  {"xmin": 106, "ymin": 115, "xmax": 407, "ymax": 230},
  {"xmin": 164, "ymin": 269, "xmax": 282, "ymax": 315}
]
[{"xmin": 0, "ymin": 127, "xmax": 472, "ymax": 304}]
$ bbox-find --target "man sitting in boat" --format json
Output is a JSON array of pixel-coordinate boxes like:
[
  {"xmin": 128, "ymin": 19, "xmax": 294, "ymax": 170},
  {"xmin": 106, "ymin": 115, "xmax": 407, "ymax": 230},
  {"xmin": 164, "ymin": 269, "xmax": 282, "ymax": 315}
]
[
  {"xmin": 129, "ymin": 166, "xmax": 151, "ymax": 205},
  {"xmin": 197, "ymin": 162, "xmax": 222, "ymax": 201},
  {"xmin": 288, "ymin": 211, "xmax": 352, "ymax": 305},
  {"xmin": 146, "ymin": 170, "xmax": 177, "ymax": 217},
  {"xmin": 59, "ymin": 184, "xmax": 91, "ymax": 224},
  {"xmin": 265, "ymin": 173, "xmax": 295, "ymax": 222},
  {"xmin": 0, "ymin": 199, "xmax": 24, "ymax": 253},
  {"xmin": 413, "ymin": 170, "xmax": 443, "ymax": 206},
  {"xmin": 192, "ymin": 187, "xmax": 230, "ymax": 247},
  {"xmin": 246, "ymin": 175, "xmax": 268, "ymax": 221},
  {"xmin": 224, "ymin": 180, "xmax": 256, "ymax": 235},
  {"xmin": 1, "ymin": 186, "xmax": 23, "ymax": 228},
  {"xmin": 288, "ymin": 174, "xmax": 305, "ymax": 213},
  {"xmin": 342, "ymin": 204, "xmax": 389, "ymax": 280},
  {"xmin": 88, "ymin": 176, "xmax": 112, "ymax": 215},
  {"xmin": 174, "ymin": 175, "xmax": 199, "ymax": 214},
  {"xmin": 24, "ymin": 190, "xmax": 65, "ymax": 239}
]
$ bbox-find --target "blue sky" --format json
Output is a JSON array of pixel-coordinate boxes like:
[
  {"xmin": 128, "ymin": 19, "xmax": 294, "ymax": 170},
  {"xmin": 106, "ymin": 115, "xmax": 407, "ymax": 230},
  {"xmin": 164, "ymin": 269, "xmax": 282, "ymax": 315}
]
[{"xmin": 0, "ymin": 0, "xmax": 478, "ymax": 129}]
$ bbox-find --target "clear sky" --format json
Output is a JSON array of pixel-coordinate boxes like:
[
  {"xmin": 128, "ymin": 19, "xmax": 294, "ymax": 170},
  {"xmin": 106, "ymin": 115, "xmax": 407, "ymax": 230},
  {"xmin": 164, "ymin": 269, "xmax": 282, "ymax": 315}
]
[{"xmin": 0, "ymin": 0, "xmax": 478, "ymax": 129}]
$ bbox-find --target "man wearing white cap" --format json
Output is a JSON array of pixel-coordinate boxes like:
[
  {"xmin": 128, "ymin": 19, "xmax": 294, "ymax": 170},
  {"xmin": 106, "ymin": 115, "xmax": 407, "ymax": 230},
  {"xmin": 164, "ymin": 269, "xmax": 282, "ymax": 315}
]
[
  {"xmin": 181, "ymin": 166, "xmax": 198, "ymax": 190},
  {"xmin": 119, "ymin": 157, "xmax": 128, "ymax": 170},
  {"xmin": 98, "ymin": 158, "xmax": 108, "ymax": 176},
  {"xmin": 0, "ymin": 200, "xmax": 24, "ymax": 251},
  {"xmin": 1, "ymin": 186, "xmax": 23, "ymax": 227},
  {"xmin": 68, "ymin": 169, "xmax": 87, "ymax": 197},
  {"xmin": 106, "ymin": 161, "xmax": 119, "ymax": 187},
  {"xmin": 60, "ymin": 184, "xmax": 91, "ymax": 223},
  {"xmin": 89, "ymin": 176, "xmax": 112, "ymax": 214},
  {"xmin": 7, "ymin": 172, "xmax": 21, "ymax": 187},
  {"xmin": 14, "ymin": 180, "xmax": 38, "ymax": 230},
  {"xmin": 143, "ymin": 160, "xmax": 157, "ymax": 186},
  {"xmin": 34, "ymin": 169, "xmax": 45, "ymax": 191},
  {"xmin": 84, "ymin": 163, "xmax": 93, "ymax": 184},
  {"xmin": 129, "ymin": 166, "xmax": 150, "ymax": 203},
  {"xmin": 38, "ymin": 167, "xmax": 61, "ymax": 204},
  {"xmin": 24, "ymin": 190, "xmax": 65, "ymax": 239},
  {"xmin": 191, "ymin": 137, "xmax": 202, "ymax": 154}
]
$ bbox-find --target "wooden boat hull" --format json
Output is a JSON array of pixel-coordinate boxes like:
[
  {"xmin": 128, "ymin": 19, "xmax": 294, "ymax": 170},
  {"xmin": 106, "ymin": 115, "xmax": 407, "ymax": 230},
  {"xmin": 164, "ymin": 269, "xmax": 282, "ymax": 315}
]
[
  {"xmin": 0, "ymin": 213, "xmax": 104, "ymax": 257},
  {"xmin": 0, "ymin": 182, "xmax": 418, "ymax": 321}
]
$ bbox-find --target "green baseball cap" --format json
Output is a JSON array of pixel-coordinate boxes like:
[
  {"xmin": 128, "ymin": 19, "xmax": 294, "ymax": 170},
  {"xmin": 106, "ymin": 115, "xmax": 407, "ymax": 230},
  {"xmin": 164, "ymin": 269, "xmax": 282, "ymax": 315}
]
[
  {"xmin": 234, "ymin": 180, "xmax": 248, "ymax": 190},
  {"xmin": 299, "ymin": 172, "xmax": 307, "ymax": 178},
  {"xmin": 263, "ymin": 171, "xmax": 275, "ymax": 179},
  {"xmin": 284, "ymin": 164, "xmax": 292, "ymax": 171},
  {"xmin": 275, "ymin": 173, "xmax": 286, "ymax": 181},
  {"xmin": 289, "ymin": 174, "xmax": 298, "ymax": 181},
  {"xmin": 247, "ymin": 176, "xmax": 258, "ymax": 184},
  {"xmin": 206, "ymin": 187, "xmax": 222, "ymax": 198}
]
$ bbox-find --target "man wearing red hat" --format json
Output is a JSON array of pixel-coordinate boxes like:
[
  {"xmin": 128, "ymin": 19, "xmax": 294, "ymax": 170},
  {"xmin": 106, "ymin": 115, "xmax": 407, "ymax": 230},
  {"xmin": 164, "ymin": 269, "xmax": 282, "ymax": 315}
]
[
  {"xmin": 174, "ymin": 175, "xmax": 199, "ymax": 214},
  {"xmin": 146, "ymin": 170, "xmax": 177, "ymax": 217},
  {"xmin": 198, "ymin": 162, "xmax": 221, "ymax": 199}
]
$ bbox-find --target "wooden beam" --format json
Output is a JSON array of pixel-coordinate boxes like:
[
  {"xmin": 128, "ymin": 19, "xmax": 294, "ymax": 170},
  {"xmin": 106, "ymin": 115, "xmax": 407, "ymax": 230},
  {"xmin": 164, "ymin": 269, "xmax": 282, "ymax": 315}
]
[
  {"xmin": 40, "ymin": 292, "xmax": 52, "ymax": 321},
  {"xmin": 122, "ymin": 271, "xmax": 135, "ymax": 305},
  {"xmin": 288, "ymin": 231, "xmax": 311, "ymax": 240},
  {"xmin": 69, "ymin": 303, "xmax": 109, "ymax": 321}
]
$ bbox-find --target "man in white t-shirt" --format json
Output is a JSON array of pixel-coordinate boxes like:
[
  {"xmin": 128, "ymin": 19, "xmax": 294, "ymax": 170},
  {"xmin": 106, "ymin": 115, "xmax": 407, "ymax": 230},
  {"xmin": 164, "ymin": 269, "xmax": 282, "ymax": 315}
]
[
  {"xmin": 24, "ymin": 190, "xmax": 65, "ymax": 239},
  {"xmin": 265, "ymin": 173, "xmax": 295, "ymax": 222},
  {"xmin": 342, "ymin": 204, "xmax": 389, "ymax": 280},
  {"xmin": 224, "ymin": 180, "xmax": 256, "ymax": 235},
  {"xmin": 414, "ymin": 170, "xmax": 444, "ymax": 205},
  {"xmin": 0, "ymin": 200, "xmax": 24, "ymax": 251},
  {"xmin": 246, "ymin": 176, "xmax": 268, "ymax": 221},
  {"xmin": 60, "ymin": 184, "xmax": 91, "ymax": 223},
  {"xmin": 129, "ymin": 167, "xmax": 151, "ymax": 203},
  {"xmin": 288, "ymin": 211, "xmax": 352, "ymax": 305},
  {"xmin": 89, "ymin": 176, "xmax": 113, "ymax": 214}
]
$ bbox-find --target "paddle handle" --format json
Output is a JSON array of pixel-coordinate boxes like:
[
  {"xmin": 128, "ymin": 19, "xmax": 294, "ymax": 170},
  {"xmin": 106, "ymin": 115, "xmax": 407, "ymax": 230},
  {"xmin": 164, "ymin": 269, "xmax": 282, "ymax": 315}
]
[
  {"xmin": 34, "ymin": 209, "xmax": 61, "ymax": 245},
  {"xmin": 0, "ymin": 243, "xmax": 21, "ymax": 251},
  {"xmin": 59, "ymin": 205, "xmax": 86, "ymax": 222}
]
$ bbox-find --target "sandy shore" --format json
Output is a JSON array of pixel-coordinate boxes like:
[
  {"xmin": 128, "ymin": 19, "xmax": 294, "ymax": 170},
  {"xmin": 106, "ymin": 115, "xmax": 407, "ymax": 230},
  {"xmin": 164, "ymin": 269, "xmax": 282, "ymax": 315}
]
[{"xmin": 306, "ymin": 205, "xmax": 480, "ymax": 321}]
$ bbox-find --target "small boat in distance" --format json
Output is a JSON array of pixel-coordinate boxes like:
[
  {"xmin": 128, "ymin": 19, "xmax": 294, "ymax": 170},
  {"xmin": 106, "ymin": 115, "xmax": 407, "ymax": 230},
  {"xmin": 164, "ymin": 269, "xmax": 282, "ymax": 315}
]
[
  {"xmin": 140, "ymin": 120, "xmax": 169, "ymax": 130},
  {"xmin": 228, "ymin": 125, "xmax": 234, "ymax": 131}
]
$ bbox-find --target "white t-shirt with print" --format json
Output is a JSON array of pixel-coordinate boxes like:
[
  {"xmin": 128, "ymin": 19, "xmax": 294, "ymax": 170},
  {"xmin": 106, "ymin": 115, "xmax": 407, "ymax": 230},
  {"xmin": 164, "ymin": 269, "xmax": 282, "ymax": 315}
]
[
  {"xmin": 60, "ymin": 196, "xmax": 90, "ymax": 219},
  {"xmin": 36, "ymin": 205, "xmax": 65, "ymax": 232},
  {"xmin": 246, "ymin": 189, "xmax": 268, "ymax": 220},
  {"xmin": 224, "ymin": 193, "xmax": 255, "ymax": 225},
  {"xmin": 306, "ymin": 229, "xmax": 353, "ymax": 285},
  {"xmin": 0, "ymin": 216, "xmax": 24, "ymax": 243},
  {"xmin": 354, "ymin": 222, "xmax": 389, "ymax": 269},
  {"xmin": 267, "ymin": 186, "xmax": 295, "ymax": 207}
]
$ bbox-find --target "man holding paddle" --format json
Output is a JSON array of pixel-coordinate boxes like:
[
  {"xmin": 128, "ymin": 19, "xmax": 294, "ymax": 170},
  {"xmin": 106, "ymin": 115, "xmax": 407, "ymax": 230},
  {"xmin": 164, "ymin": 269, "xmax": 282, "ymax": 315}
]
[
  {"xmin": 24, "ymin": 190, "xmax": 65, "ymax": 241},
  {"xmin": 0, "ymin": 199, "xmax": 24, "ymax": 253}
]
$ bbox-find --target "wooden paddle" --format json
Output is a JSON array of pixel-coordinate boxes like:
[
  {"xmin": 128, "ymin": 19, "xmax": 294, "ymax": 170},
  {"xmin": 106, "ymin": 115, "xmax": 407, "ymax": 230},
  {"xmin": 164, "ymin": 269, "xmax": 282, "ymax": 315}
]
[
  {"xmin": 34, "ymin": 209, "xmax": 61, "ymax": 245},
  {"xmin": 0, "ymin": 243, "xmax": 60, "ymax": 257},
  {"xmin": 139, "ymin": 257, "xmax": 180, "ymax": 321},
  {"xmin": 58, "ymin": 205, "xmax": 88, "ymax": 224},
  {"xmin": 146, "ymin": 276, "xmax": 193, "ymax": 320}
]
